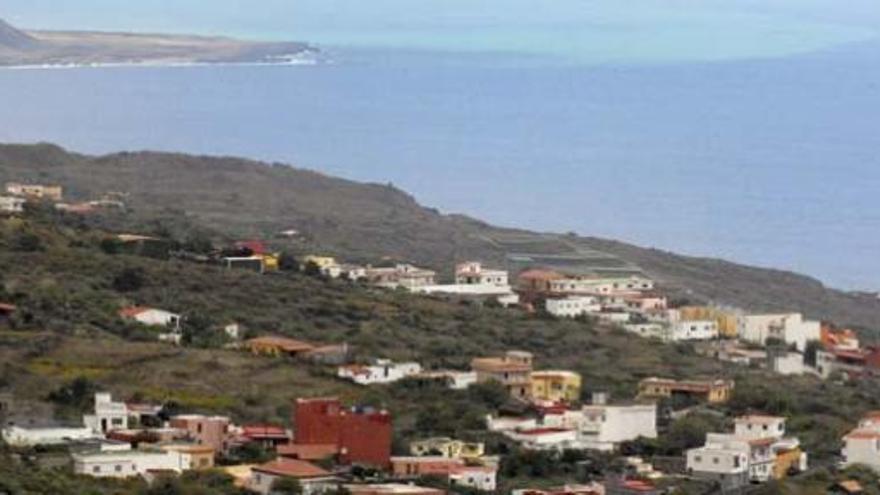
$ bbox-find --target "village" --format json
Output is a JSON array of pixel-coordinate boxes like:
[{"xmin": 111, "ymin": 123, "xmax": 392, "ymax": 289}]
[{"xmin": 3, "ymin": 181, "xmax": 880, "ymax": 495}]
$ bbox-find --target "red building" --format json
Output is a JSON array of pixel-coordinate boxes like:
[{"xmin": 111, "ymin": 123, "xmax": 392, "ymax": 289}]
[{"xmin": 292, "ymin": 397, "xmax": 392, "ymax": 468}]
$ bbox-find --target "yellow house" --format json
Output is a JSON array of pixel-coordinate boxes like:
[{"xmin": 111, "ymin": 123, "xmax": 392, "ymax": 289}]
[
  {"xmin": 679, "ymin": 306, "xmax": 738, "ymax": 338},
  {"xmin": 638, "ymin": 377, "xmax": 734, "ymax": 404},
  {"xmin": 303, "ymin": 255, "xmax": 338, "ymax": 270},
  {"xmin": 773, "ymin": 446, "xmax": 804, "ymax": 479},
  {"xmin": 410, "ymin": 437, "xmax": 485, "ymax": 460},
  {"xmin": 262, "ymin": 253, "xmax": 280, "ymax": 272},
  {"xmin": 529, "ymin": 370, "xmax": 582, "ymax": 404}
]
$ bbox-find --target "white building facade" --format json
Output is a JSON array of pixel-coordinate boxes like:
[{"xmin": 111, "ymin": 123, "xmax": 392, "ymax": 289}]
[
  {"xmin": 738, "ymin": 313, "xmax": 820, "ymax": 352},
  {"xmin": 577, "ymin": 403, "xmax": 658, "ymax": 451},
  {"xmin": 0, "ymin": 196, "xmax": 25, "ymax": 213},
  {"xmin": 670, "ymin": 320, "xmax": 719, "ymax": 341},
  {"xmin": 83, "ymin": 393, "xmax": 129, "ymax": 434},
  {"xmin": 545, "ymin": 297, "xmax": 601, "ymax": 318},
  {"xmin": 338, "ymin": 359, "xmax": 423, "ymax": 385},
  {"xmin": 449, "ymin": 466, "xmax": 497, "ymax": 491}
]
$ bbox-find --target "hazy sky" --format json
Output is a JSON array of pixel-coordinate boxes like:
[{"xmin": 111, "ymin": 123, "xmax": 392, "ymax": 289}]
[
  {"xmin": 5, "ymin": 1, "xmax": 880, "ymax": 36},
  {"xmin": 4, "ymin": 1, "xmax": 878, "ymax": 64}
]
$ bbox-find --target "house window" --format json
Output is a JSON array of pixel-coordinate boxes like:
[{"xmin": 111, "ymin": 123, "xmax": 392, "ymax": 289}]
[
  {"xmin": 115, "ymin": 465, "xmax": 123, "ymax": 472},
  {"xmin": 93, "ymin": 466, "xmax": 101, "ymax": 473},
  {"xmin": 713, "ymin": 457, "xmax": 719, "ymax": 464},
  {"xmin": 694, "ymin": 456, "xmax": 702, "ymax": 463}
]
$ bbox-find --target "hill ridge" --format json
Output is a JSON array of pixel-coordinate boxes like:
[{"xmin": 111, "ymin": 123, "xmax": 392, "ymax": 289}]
[
  {"xmin": 2, "ymin": 142, "xmax": 879, "ymax": 331},
  {"xmin": 0, "ymin": 18, "xmax": 40, "ymax": 50}
]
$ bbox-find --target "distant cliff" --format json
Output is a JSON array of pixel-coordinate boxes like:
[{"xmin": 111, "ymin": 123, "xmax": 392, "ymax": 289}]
[{"xmin": 0, "ymin": 18, "xmax": 315, "ymax": 67}]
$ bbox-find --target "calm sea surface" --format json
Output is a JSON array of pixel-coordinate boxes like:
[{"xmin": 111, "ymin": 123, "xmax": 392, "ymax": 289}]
[{"xmin": 1, "ymin": 1, "xmax": 880, "ymax": 289}]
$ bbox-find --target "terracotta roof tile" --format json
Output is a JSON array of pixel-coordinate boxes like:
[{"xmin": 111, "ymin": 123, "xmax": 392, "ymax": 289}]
[{"xmin": 252, "ymin": 459, "xmax": 331, "ymax": 479}]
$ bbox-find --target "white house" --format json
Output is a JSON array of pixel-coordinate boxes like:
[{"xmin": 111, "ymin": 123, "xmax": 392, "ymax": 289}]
[
  {"xmin": 415, "ymin": 283, "xmax": 519, "ymax": 306},
  {"xmin": 73, "ymin": 447, "xmax": 188, "ymax": 478},
  {"xmin": 417, "ymin": 370, "xmax": 478, "ymax": 390},
  {"xmin": 1, "ymin": 425, "xmax": 97, "ymax": 447},
  {"xmin": 545, "ymin": 297, "xmax": 601, "ymax": 318},
  {"xmin": 576, "ymin": 402, "xmax": 658, "ymax": 451},
  {"xmin": 83, "ymin": 393, "xmax": 129, "ymax": 434},
  {"xmin": 686, "ymin": 438, "xmax": 750, "ymax": 490},
  {"xmin": 485, "ymin": 415, "xmax": 537, "ymax": 433},
  {"xmin": 365, "ymin": 264, "xmax": 437, "ymax": 290},
  {"xmin": 0, "ymin": 195, "xmax": 25, "ymax": 213},
  {"xmin": 623, "ymin": 323, "xmax": 668, "ymax": 340},
  {"xmin": 842, "ymin": 413, "xmax": 880, "ymax": 473},
  {"xmin": 503, "ymin": 427, "xmax": 580, "ymax": 451},
  {"xmin": 338, "ymin": 359, "xmax": 423, "ymax": 385},
  {"xmin": 449, "ymin": 465, "xmax": 497, "ymax": 492},
  {"xmin": 769, "ymin": 352, "xmax": 807, "ymax": 376},
  {"xmin": 738, "ymin": 313, "xmax": 821, "ymax": 352},
  {"xmin": 547, "ymin": 276, "xmax": 654, "ymax": 296},
  {"xmin": 594, "ymin": 311, "xmax": 632, "ymax": 324},
  {"xmin": 455, "ymin": 262, "xmax": 509, "ymax": 286},
  {"xmin": 249, "ymin": 459, "xmax": 337, "ymax": 495},
  {"xmin": 688, "ymin": 415, "xmax": 806, "ymax": 486},
  {"xmin": 224, "ymin": 322, "xmax": 243, "ymax": 340},
  {"xmin": 669, "ymin": 320, "xmax": 718, "ymax": 341},
  {"xmin": 119, "ymin": 307, "xmax": 181, "ymax": 331}
]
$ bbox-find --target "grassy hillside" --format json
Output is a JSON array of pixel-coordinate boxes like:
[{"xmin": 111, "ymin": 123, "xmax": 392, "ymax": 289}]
[
  {"xmin": 2, "ymin": 201, "xmax": 880, "ymax": 493},
  {"xmin": 2, "ymin": 143, "xmax": 879, "ymax": 335}
]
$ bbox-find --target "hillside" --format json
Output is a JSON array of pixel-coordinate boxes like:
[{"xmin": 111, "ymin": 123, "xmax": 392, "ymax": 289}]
[
  {"xmin": 0, "ymin": 18, "xmax": 40, "ymax": 50},
  {"xmin": 2, "ymin": 142, "xmax": 879, "ymax": 332},
  {"xmin": 0, "ymin": 18, "xmax": 313, "ymax": 66}
]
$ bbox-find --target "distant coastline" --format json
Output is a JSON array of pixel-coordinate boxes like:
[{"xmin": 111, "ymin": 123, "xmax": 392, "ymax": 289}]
[
  {"xmin": 0, "ymin": 53, "xmax": 322, "ymax": 71},
  {"xmin": 0, "ymin": 18, "xmax": 317, "ymax": 68}
]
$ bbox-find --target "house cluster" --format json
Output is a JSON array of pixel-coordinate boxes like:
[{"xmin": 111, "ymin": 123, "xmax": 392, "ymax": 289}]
[
  {"xmin": 299, "ymin": 257, "xmax": 519, "ymax": 306},
  {"xmin": 1, "ymin": 182, "xmax": 62, "ymax": 213},
  {"xmin": 686, "ymin": 415, "xmax": 807, "ymax": 491},
  {"xmin": 517, "ymin": 270, "xmax": 662, "ymax": 325},
  {"xmin": 2, "ymin": 181, "xmax": 128, "ymax": 215},
  {"xmin": 2, "ymin": 392, "xmax": 231, "ymax": 479},
  {"xmin": 487, "ymin": 391, "xmax": 656, "ymax": 453}
]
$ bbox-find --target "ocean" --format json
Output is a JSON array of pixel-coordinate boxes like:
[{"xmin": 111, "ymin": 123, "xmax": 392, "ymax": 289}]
[{"xmin": 1, "ymin": 1, "xmax": 880, "ymax": 289}]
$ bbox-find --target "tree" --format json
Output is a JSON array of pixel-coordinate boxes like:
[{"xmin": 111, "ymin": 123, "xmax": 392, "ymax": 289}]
[
  {"xmin": 271, "ymin": 477, "xmax": 303, "ymax": 495},
  {"xmin": 47, "ymin": 376, "xmax": 98, "ymax": 413},
  {"xmin": 12, "ymin": 229, "xmax": 43, "ymax": 252},
  {"xmin": 303, "ymin": 261, "xmax": 323, "ymax": 277},
  {"xmin": 278, "ymin": 252, "xmax": 301, "ymax": 272},
  {"xmin": 99, "ymin": 237, "xmax": 122, "ymax": 254},
  {"xmin": 804, "ymin": 339, "xmax": 821, "ymax": 367},
  {"xmin": 112, "ymin": 267, "xmax": 146, "ymax": 292}
]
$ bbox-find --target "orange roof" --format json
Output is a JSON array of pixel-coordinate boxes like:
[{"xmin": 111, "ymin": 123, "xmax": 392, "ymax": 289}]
[
  {"xmin": 246, "ymin": 336, "xmax": 315, "ymax": 353},
  {"xmin": 845, "ymin": 429, "xmax": 880, "ymax": 440},
  {"xmin": 471, "ymin": 357, "xmax": 531, "ymax": 373},
  {"xmin": 252, "ymin": 459, "xmax": 332, "ymax": 479},
  {"xmin": 517, "ymin": 269, "xmax": 565, "ymax": 281},
  {"xmin": 838, "ymin": 480, "xmax": 864, "ymax": 493},
  {"xmin": 277, "ymin": 444, "xmax": 339, "ymax": 461},
  {"xmin": 736, "ymin": 415, "xmax": 784, "ymax": 425},
  {"xmin": 163, "ymin": 444, "xmax": 215, "ymax": 454}
]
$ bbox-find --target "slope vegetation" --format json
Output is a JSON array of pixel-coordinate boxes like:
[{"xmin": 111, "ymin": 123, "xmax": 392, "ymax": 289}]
[{"xmin": 1, "ymin": 142, "xmax": 879, "ymax": 332}]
